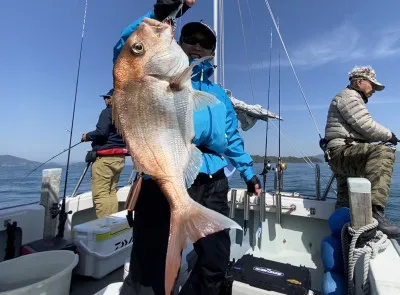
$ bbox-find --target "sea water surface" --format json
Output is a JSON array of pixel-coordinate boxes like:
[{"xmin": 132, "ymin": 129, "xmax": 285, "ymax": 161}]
[{"xmin": 1, "ymin": 162, "xmax": 400, "ymax": 224}]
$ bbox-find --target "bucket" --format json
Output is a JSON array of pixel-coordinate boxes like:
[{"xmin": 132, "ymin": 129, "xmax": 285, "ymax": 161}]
[
  {"xmin": 94, "ymin": 282, "xmax": 123, "ymax": 295},
  {"xmin": 0, "ymin": 250, "xmax": 79, "ymax": 295},
  {"xmin": 123, "ymin": 259, "xmax": 130, "ymax": 280}
]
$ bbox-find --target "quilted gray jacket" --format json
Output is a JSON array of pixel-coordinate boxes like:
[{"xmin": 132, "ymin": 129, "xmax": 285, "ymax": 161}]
[{"xmin": 324, "ymin": 87, "xmax": 392, "ymax": 149}]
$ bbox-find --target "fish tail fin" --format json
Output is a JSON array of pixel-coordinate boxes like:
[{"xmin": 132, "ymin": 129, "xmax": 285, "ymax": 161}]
[
  {"xmin": 164, "ymin": 213, "xmax": 187, "ymax": 295},
  {"xmin": 164, "ymin": 198, "xmax": 241, "ymax": 295},
  {"xmin": 184, "ymin": 198, "xmax": 242, "ymax": 243},
  {"xmin": 160, "ymin": 178, "xmax": 241, "ymax": 295}
]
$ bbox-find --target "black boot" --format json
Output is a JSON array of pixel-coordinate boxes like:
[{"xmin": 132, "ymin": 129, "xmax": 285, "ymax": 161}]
[{"xmin": 372, "ymin": 205, "xmax": 400, "ymax": 238}]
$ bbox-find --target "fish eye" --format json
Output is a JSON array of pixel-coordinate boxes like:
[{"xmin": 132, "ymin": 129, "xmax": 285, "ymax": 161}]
[{"xmin": 131, "ymin": 42, "xmax": 145, "ymax": 55}]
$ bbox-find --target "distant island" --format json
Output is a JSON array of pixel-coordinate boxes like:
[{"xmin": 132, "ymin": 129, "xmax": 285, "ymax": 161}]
[
  {"xmin": 0, "ymin": 154, "xmax": 323, "ymax": 167},
  {"xmin": 2, "ymin": 151, "xmax": 400, "ymax": 167},
  {"xmin": 0, "ymin": 155, "xmax": 41, "ymax": 167},
  {"xmin": 250, "ymin": 155, "xmax": 323, "ymax": 164}
]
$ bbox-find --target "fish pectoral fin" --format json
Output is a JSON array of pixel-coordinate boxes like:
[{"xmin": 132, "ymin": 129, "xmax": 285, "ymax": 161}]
[
  {"xmin": 192, "ymin": 90, "xmax": 221, "ymax": 111},
  {"xmin": 184, "ymin": 145, "xmax": 202, "ymax": 189},
  {"xmin": 170, "ymin": 55, "xmax": 213, "ymax": 90},
  {"xmin": 184, "ymin": 198, "xmax": 242, "ymax": 244}
]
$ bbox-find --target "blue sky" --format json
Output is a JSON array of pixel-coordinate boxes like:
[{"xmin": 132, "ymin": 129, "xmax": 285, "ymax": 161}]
[{"xmin": 1, "ymin": 0, "xmax": 400, "ymax": 163}]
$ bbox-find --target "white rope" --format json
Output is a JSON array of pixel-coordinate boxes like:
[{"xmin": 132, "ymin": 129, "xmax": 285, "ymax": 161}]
[
  {"xmin": 262, "ymin": 0, "xmax": 322, "ymax": 139},
  {"xmin": 235, "ymin": 0, "xmax": 256, "ymax": 104},
  {"xmin": 341, "ymin": 219, "xmax": 390, "ymax": 294}
]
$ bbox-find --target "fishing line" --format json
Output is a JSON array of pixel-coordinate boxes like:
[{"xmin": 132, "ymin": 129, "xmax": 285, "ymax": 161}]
[
  {"xmin": 56, "ymin": 0, "xmax": 88, "ymax": 238},
  {"xmin": 263, "ymin": 0, "xmax": 322, "ymax": 139},
  {"xmin": 260, "ymin": 28, "xmax": 273, "ymax": 192},
  {"xmin": 270, "ymin": 121, "xmax": 337, "ymax": 194},
  {"xmin": 62, "ymin": 0, "xmax": 88, "ymax": 201},
  {"xmin": 21, "ymin": 141, "xmax": 82, "ymax": 181},
  {"xmin": 235, "ymin": 0, "xmax": 256, "ymax": 104}
]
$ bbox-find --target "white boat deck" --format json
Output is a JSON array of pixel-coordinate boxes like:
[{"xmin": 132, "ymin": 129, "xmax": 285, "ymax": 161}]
[
  {"xmin": 70, "ymin": 267, "xmax": 124, "ymax": 295},
  {"xmin": 2, "ymin": 184, "xmax": 400, "ymax": 295}
]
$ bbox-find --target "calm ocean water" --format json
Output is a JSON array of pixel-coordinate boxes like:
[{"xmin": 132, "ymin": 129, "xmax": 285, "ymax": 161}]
[{"xmin": 1, "ymin": 162, "xmax": 400, "ymax": 224}]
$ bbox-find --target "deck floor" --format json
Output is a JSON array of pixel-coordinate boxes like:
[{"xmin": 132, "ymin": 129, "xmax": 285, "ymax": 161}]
[{"xmin": 70, "ymin": 266, "xmax": 124, "ymax": 295}]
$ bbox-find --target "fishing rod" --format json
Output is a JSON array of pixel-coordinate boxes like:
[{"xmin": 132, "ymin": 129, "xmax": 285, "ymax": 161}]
[
  {"xmin": 21, "ymin": 141, "xmax": 83, "ymax": 181},
  {"xmin": 259, "ymin": 27, "xmax": 273, "ymax": 192},
  {"xmin": 275, "ymin": 18, "xmax": 284, "ymax": 225},
  {"xmin": 55, "ymin": 0, "xmax": 89, "ymax": 239}
]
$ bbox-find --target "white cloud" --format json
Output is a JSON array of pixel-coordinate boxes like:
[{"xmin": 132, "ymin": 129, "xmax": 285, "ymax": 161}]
[
  {"xmin": 373, "ymin": 27, "xmax": 400, "ymax": 58},
  {"xmin": 228, "ymin": 22, "xmax": 400, "ymax": 71}
]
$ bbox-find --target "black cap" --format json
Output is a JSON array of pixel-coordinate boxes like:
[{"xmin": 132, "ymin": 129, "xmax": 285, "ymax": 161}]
[
  {"xmin": 180, "ymin": 21, "xmax": 217, "ymax": 49},
  {"xmin": 100, "ymin": 88, "xmax": 113, "ymax": 98}
]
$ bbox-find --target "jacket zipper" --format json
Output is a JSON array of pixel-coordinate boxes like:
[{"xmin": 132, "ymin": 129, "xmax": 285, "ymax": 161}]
[{"xmin": 198, "ymin": 67, "xmax": 212, "ymax": 178}]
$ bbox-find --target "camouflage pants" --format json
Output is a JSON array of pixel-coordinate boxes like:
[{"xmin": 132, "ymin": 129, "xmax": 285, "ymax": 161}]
[{"xmin": 328, "ymin": 143, "xmax": 395, "ymax": 209}]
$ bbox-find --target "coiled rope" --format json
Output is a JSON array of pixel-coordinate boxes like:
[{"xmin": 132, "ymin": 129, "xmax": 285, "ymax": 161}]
[{"xmin": 341, "ymin": 218, "xmax": 390, "ymax": 294}]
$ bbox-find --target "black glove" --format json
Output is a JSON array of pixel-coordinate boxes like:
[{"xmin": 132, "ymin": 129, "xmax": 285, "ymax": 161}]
[
  {"xmin": 389, "ymin": 132, "xmax": 399, "ymax": 145},
  {"xmin": 246, "ymin": 175, "xmax": 261, "ymax": 194},
  {"xmin": 154, "ymin": 0, "xmax": 191, "ymax": 20}
]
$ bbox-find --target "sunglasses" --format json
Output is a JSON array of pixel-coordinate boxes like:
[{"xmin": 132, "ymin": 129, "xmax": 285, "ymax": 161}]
[{"xmin": 181, "ymin": 36, "xmax": 214, "ymax": 50}]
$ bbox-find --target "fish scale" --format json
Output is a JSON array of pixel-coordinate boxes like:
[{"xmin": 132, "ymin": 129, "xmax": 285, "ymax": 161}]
[{"xmin": 112, "ymin": 17, "xmax": 242, "ymax": 295}]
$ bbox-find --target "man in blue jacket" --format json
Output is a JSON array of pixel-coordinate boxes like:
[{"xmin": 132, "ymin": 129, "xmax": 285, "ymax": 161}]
[
  {"xmin": 82, "ymin": 89, "xmax": 127, "ymax": 219},
  {"xmin": 115, "ymin": 1, "xmax": 261, "ymax": 294}
]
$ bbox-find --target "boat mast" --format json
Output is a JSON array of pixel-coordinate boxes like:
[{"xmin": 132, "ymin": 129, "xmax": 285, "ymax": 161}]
[{"xmin": 213, "ymin": 0, "xmax": 218, "ymax": 84}]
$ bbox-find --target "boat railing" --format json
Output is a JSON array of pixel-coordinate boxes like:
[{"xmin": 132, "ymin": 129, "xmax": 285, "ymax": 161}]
[
  {"xmin": 315, "ymin": 163, "xmax": 335, "ymax": 201},
  {"xmin": 0, "ymin": 201, "xmax": 40, "ymax": 211}
]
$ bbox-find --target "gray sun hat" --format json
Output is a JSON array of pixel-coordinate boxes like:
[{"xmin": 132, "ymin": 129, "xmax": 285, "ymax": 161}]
[{"xmin": 348, "ymin": 66, "xmax": 385, "ymax": 91}]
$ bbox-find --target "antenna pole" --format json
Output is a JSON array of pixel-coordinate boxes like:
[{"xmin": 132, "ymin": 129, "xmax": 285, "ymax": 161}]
[{"xmin": 213, "ymin": 0, "xmax": 219, "ymax": 84}]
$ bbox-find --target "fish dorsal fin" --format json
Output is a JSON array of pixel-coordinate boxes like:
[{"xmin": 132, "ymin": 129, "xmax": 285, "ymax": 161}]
[
  {"xmin": 192, "ymin": 90, "xmax": 221, "ymax": 112},
  {"xmin": 170, "ymin": 56, "xmax": 213, "ymax": 90},
  {"xmin": 184, "ymin": 145, "xmax": 202, "ymax": 188}
]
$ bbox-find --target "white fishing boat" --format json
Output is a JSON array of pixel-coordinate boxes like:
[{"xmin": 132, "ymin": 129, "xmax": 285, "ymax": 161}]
[{"xmin": 1, "ymin": 1, "xmax": 400, "ymax": 295}]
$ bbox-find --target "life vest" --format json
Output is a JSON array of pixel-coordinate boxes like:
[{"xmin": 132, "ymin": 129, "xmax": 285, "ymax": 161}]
[{"xmin": 96, "ymin": 148, "xmax": 129, "ymax": 156}]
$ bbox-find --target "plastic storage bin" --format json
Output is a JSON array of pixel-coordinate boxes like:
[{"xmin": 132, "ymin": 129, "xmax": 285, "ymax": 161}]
[
  {"xmin": 72, "ymin": 210, "xmax": 133, "ymax": 279},
  {"xmin": 0, "ymin": 250, "xmax": 78, "ymax": 295}
]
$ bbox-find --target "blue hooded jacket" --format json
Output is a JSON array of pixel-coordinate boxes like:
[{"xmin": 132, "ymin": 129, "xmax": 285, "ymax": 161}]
[{"xmin": 113, "ymin": 11, "xmax": 255, "ymax": 182}]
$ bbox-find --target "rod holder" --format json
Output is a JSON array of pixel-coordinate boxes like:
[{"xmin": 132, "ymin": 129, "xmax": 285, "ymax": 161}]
[
  {"xmin": 229, "ymin": 189, "xmax": 237, "ymax": 218},
  {"xmin": 315, "ymin": 164, "xmax": 321, "ymax": 200},
  {"xmin": 243, "ymin": 191, "xmax": 250, "ymax": 235},
  {"xmin": 259, "ymin": 192, "xmax": 266, "ymax": 222},
  {"xmin": 71, "ymin": 162, "xmax": 91, "ymax": 198},
  {"xmin": 243, "ymin": 191, "xmax": 249, "ymax": 221},
  {"xmin": 276, "ymin": 192, "xmax": 282, "ymax": 224}
]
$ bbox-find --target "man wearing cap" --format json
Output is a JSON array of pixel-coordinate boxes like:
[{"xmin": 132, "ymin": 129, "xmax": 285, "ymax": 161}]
[
  {"xmin": 81, "ymin": 89, "xmax": 127, "ymax": 219},
  {"xmin": 113, "ymin": 1, "xmax": 261, "ymax": 294},
  {"xmin": 324, "ymin": 65, "xmax": 400, "ymax": 237}
]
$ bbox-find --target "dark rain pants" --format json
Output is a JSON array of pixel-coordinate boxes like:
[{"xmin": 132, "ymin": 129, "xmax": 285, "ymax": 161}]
[{"xmin": 119, "ymin": 168, "xmax": 231, "ymax": 295}]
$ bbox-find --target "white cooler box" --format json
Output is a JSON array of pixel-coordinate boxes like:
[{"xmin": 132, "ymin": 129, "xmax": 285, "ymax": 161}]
[{"xmin": 72, "ymin": 210, "xmax": 133, "ymax": 279}]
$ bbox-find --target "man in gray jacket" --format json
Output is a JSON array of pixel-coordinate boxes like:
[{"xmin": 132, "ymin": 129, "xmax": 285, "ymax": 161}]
[{"xmin": 324, "ymin": 65, "xmax": 400, "ymax": 237}]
